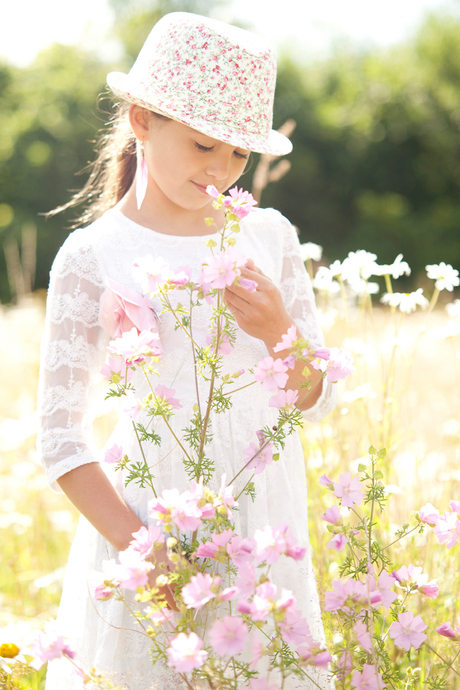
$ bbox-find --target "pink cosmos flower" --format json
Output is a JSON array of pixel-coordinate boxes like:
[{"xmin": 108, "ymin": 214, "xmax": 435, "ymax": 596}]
[
  {"xmin": 225, "ymin": 186, "xmax": 258, "ymax": 219},
  {"xmin": 253, "ymin": 525, "xmax": 287, "ymax": 564},
  {"xmin": 196, "ymin": 528, "xmax": 234, "ymax": 559},
  {"xmin": 283, "ymin": 354, "xmax": 296, "ymax": 369},
  {"xmin": 238, "ymin": 277, "xmax": 258, "ymax": 292},
  {"xmin": 247, "ymin": 581, "xmax": 277, "ymax": 621},
  {"xmin": 235, "ymin": 562, "xmax": 257, "ymax": 598},
  {"xmin": 327, "ymin": 534, "xmax": 348, "ymax": 552},
  {"xmin": 214, "ymin": 474, "xmax": 238, "ymax": 518},
  {"xmin": 310, "ymin": 651, "xmax": 333, "ymax": 669},
  {"xmin": 436, "ymin": 619, "xmax": 460, "ymax": 640},
  {"xmin": 434, "ymin": 511, "xmax": 460, "ymax": 548},
  {"xmin": 94, "ymin": 583, "xmax": 113, "ymax": 601},
  {"xmin": 276, "ymin": 589, "xmax": 297, "ymax": 613},
  {"xmin": 319, "ymin": 474, "xmax": 334, "ymax": 488},
  {"xmin": 182, "ymin": 573, "xmax": 221, "ymax": 609},
  {"xmin": 29, "ymin": 622, "xmax": 76, "ymax": 670},
  {"xmin": 273, "ymin": 324, "xmax": 297, "ymax": 353},
  {"xmin": 253, "ymin": 356, "xmax": 289, "ymax": 392},
  {"xmin": 219, "ymin": 586, "xmax": 239, "ymax": 601},
  {"xmin": 351, "ymin": 664, "xmax": 385, "ymax": 690},
  {"xmin": 389, "ymin": 611, "xmax": 427, "ymax": 651},
  {"xmin": 108, "ymin": 327, "xmax": 161, "ymax": 365},
  {"xmin": 100, "ymin": 356, "xmax": 133, "ymax": 383},
  {"xmin": 98, "ymin": 279, "xmax": 158, "ymax": 338},
  {"xmin": 325, "ymin": 578, "xmax": 382, "ymax": 612},
  {"xmin": 249, "ymin": 632, "xmax": 265, "ymax": 670},
  {"xmin": 392, "ymin": 564, "xmax": 438, "ymax": 598},
  {"xmin": 122, "ymin": 390, "xmax": 141, "ymax": 420},
  {"xmin": 333, "ymin": 472, "xmax": 364, "ymax": 508},
  {"xmin": 243, "ymin": 439, "xmax": 274, "ymax": 475},
  {"xmin": 418, "ymin": 502, "xmax": 440, "ymax": 526},
  {"xmin": 268, "ymin": 389, "xmax": 299, "ymax": 409},
  {"xmin": 117, "ymin": 547, "xmax": 153, "ymax": 589},
  {"xmin": 321, "ymin": 505, "xmax": 342, "ymax": 524},
  {"xmin": 103, "ymin": 443, "xmax": 124, "ymax": 464},
  {"xmin": 279, "ymin": 609, "xmax": 312, "ymax": 646},
  {"xmin": 354, "ymin": 621, "xmax": 373, "ymax": 653},
  {"xmin": 310, "ymin": 347, "xmax": 355, "ymax": 382},
  {"xmin": 129, "ymin": 525, "xmax": 164, "ymax": 559},
  {"xmin": 206, "ymin": 184, "xmax": 219, "ymax": 199},
  {"xmin": 209, "ymin": 616, "xmax": 249, "ymax": 656},
  {"xmin": 150, "ymin": 488, "xmax": 203, "ymax": 532},
  {"xmin": 366, "ymin": 569, "xmax": 397, "ymax": 609},
  {"xmin": 199, "ymin": 250, "xmax": 244, "ymax": 289},
  {"xmin": 450, "ymin": 500, "xmax": 460, "ymax": 514},
  {"xmin": 418, "ymin": 580, "xmax": 439, "ymax": 598},
  {"xmin": 154, "ymin": 384, "xmax": 182, "ymax": 410},
  {"xmin": 169, "ymin": 265, "xmax": 192, "ymax": 287},
  {"xmin": 148, "ymin": 606, "xmax": 174, "ymax": 626},
  {"xmin": 166, "ymin": 632, "xmax": 208, "ymax": 673},
  {"xmin": 227, "ymin": 535, "xmax": 255, "ymax": 566}
]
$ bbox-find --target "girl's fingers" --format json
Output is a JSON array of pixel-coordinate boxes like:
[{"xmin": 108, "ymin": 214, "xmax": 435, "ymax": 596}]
[{"xmin": 225, "ymin": 288, "xmax": 251, "ymax": 314}]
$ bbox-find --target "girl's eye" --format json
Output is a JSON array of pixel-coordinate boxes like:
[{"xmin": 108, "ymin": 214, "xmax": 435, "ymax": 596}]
[
  {"xmin": 234, "ymin": 151, "xmax": 249, "ymax": 160},
  {"xmin": 194, "ymin": 142, "xmax": 214, "ymax": 152}
]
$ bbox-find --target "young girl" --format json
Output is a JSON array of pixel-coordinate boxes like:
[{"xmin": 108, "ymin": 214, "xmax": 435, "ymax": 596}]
[{"xmin": 37, "ymin": 12, "xmax": 337, "ymax": 690}]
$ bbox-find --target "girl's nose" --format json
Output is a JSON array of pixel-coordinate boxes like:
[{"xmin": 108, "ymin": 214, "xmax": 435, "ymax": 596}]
[{"xmin": 206, "ymin": 151, "xmax": 232, "ymax": 180}]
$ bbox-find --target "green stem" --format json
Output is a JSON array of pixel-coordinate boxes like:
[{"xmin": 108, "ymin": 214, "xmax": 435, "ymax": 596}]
[{"xmin": 132, "ymin": 421, "xmax": 157, "ymax": 498}]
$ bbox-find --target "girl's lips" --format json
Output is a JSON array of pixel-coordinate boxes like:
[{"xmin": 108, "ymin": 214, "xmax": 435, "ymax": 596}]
[{"xmin": 192, "ymin": 181, "xmax": 210, "ymax": 194}]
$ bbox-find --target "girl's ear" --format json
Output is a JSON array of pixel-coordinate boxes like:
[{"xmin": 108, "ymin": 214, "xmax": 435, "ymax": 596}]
[{"xmin": 128, "ymin": 104, "xmax": 150, "ymax": 141}]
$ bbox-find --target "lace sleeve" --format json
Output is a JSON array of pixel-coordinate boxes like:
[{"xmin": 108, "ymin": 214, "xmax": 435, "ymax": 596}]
[
  {"xmin": 37, "ymin": 235, "xmax": 108, "ymax": 492},
  {"xmin": 278, "ymin": 214, "xmax": 337, "ymax": 423}
]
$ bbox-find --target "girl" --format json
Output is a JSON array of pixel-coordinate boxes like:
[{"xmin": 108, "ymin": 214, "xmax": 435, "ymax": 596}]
[{"xmin": 37, "ymin": 12, "xmax": 337, "ymax": 690}]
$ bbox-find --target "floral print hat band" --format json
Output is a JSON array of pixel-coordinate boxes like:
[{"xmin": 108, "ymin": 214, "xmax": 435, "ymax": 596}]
[{"xmin": 106, "ymin": 12, "xmax": 292, "ymax": 156}]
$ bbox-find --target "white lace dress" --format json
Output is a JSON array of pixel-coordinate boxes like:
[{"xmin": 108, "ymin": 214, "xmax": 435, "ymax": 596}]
[{"xmin": 37, "ymin": 205, "xmax": 337, "ymax": 690}]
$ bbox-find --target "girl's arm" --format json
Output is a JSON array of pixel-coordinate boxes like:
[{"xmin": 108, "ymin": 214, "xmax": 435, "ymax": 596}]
[{"xmin": 225, "ymin": 259, "xmax": 323, "ymax": 410}]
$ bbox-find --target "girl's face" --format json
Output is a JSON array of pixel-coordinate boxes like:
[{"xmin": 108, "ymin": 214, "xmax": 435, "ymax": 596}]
[{"xmin": 131, "ymin": 107, "xmax": 250, "ymax": 213}]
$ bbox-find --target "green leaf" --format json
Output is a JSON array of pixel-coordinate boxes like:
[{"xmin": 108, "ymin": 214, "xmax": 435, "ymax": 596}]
[{"xmin": 358, "ymin": 463, "xmax": 367, "ymax": 472}]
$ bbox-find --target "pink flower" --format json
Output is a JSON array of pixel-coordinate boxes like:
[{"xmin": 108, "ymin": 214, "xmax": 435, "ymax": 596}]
[
  {"xmin": 169, "ymin": 265, "xmax": 192, "ymax": 286},
  {"xmin": 418, "ymin": 580, "xmax": 439, "ymax": 598},
  {"xmin": 325, "ymin": 578, "xmax": 382, "ymax": 612},
  {"xmin": 29, "ymin": 622, "xmax": 75, "ymax": 670},
  {"xmin": 134, "ymin": 255, "xmax": 171, "ymax": 294},
  {"xmin": 418, "ymin": 502, "xmax": 440, "ymax": 526},
  {"xmin": 199, "ymin": 250, "xmax": 243, "ymax": 289},
  {"xmin": 117, "ymin": 547, "xmax": 153, "ymax": 589},
  {"xmin": 247, "ymin": 581, "xmax": 277, "ymax": 620},
  {"xmin": 150, "ymin": 488, "xmax": 203, "ymax": 532},
  {"xmin": 235, "ymin": 563, "xmax": 257, "ymax": 598},
  {"xmin": 450, "ymin": 500, "xmax": 460, "ymax": 514},
  {"xmin": 253, "ymin": 356, "xmax": 289, "ymax": 392},
  {"xmin": 327, "ymin": 534, "xmax": 348, "ymax": 552},
  {"xmin": 182, "ymin": 573, "xmax": 220, "ymax": 609},
  {"xmin": 108, "ymin": 327, "xmax": 161, "ymax": 365},
  {"xmin": 206, "ymin": 184, "xmax": 219, "ymax": 198},
  {"xmin": 389, "ymin": 611, "xmax": 427, "ymax": 651},
  {"xmin": 98, "ymin": 278, "xmax": 158, "ymax": 338},
  {"xmin": 94, "ymin": 583, "xmax": 113, "ymax": 601},
  {"xmin": 434, "ymin": 511, "xmax": 460, "ymax": 548},
  {"xmin": 276, "ymin": 589, "xmax": 297, "ymax": 613},
  {"xmin": 273, "ymin": 324, "xmax": 297, "ymax": 353},
  {"xmin": 354, "ymin": 621, "xmax": 373, "ymax": 653},
  {"xmin": 333, "ymin": 472, "xmax": 364, "ymax": 508},
  {"xmin": 225, "ymin": 186, "xmax": 258, "ymax": 219},
  {"xmin": 351, "ymin": 664, "xmax": 385, "ymax": 690},
  {"xmin": 122, "ymin": 390, "xmax": 141, "ymax": 420},
  {"xmin": 129, "ymin": 525, "xmax": 164, "ymax": 558},
  {"xmin": 253, "ymin": 525, "xmax": 287, "ymax": 564},
  {"xmin": 243, "ymin": 438, "xmax": 274, "ymax": 475},
  {"xmin": 392, "ymin": 564, "xmax": 438, "ymax": 598},
  {"xmin": 206, "ymin": 328, "xmax": 233, "ymax": 355},
  {"xmin": 436, "ymin": 620, "xmax": 460, "ymax": 640},
  {"xmin": 268, "ymin": 389, "xmax": 299, "ymax": 409},
  {"xmin": 279, "ymin": 609, "xmax": 312, "ymax": 646},
  {"xmin": 148, "ymin": 606, "xmax": 174, "ymax": 626},
  {"xmin": 249, "ymin": 633, "xmax": 265, "ymax": 670},
  {"xmin": 196, "ymin": 528, "xmax": 234, "ymax": 559},
  {"xmin": 311, "ymin": 347, "xmax": 355, "ymax": 382},
  {"xmin": 214, "ymin": 474, "xmax": 238, "ymax": 518},
  {"xmin": 219, "ymin": 586, "xmax": 239, "ymax": 601},
  {"xmin": 337, "ymin": 651, "xmax": 353, "ymax": 680},
  {"xmin": 154, "ymin": 384, "xmax": 182, "ymax": 409},
  {"xmin": 311, "ymin": 651, "xmax": 333, "ymax": 669},
  {"xmin": 209, "ymin": 616, "xmax": 249, "ymax": 656},
  {"xmin": 238, "ymin": 277, "xmax": 258, "ymax": 292},
  {"xmin": 166, "ymin": 632, "xmax": 207, "ymax": 673},
  {"xmin": 367, "ymin": 569, "xmax": 397, "ymax": 609},
  {"xmin": 103, "ymin": 443, "xmax": 124, "ymax": 464},
  {"xmin": 319, "ymin": 473, "xmax": 334, "ymax": 488},
  {"xmin": 100, "ymin": 356, "xmax": 133, "ymax": 383},
  {"xmin": 227, "ymin": 535, "xmax": 255, "ymax": 565},
  {"xmin": 321, "ymin": 505, "xmax": 342, "ymax": 524}
]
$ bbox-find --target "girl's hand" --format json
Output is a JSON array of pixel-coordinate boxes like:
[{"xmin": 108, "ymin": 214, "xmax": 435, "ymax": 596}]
[
  {"xmin": 224, "ymin": 259, "xmax": 293, "ymax": 349},
  {"xmin": 148, "ymin": 544, "xmax": 178, "ymax": 611}
]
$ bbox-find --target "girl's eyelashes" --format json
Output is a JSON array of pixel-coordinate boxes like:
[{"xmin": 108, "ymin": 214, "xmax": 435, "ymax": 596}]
[{"xmin": 194, "ymin": 141, "xmax": 249, "ymax": 160}]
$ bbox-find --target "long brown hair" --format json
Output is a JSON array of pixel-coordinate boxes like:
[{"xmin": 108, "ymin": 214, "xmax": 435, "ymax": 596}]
[{"xmin": 49, "ymin": 101, "xmax": 137, "ymax": 228}]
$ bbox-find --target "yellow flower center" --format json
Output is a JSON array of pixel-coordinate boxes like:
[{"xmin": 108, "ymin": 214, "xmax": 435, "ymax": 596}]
[{"xmin": 0, "ymin": 643, "xmax": 20, "ymax": 658}]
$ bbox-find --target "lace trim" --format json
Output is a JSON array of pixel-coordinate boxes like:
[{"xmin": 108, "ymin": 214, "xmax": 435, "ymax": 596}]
[
  {"xmin": 52, "ymin": 242, "xmax": 104, "ymax": 287},
  {"xmin": 45, "ymin": 336, "xmax": 98, "ymax": 372},
  {"xmin": 39, "ymin": 427, "xmax": 92, "ymax": 457},
  {"xmin": 50, "ymin": 292, "xmax": 100, "ymax": 328},
  {"xmin": 41, "ymin": 381, "xmax": 89, "ymax": 417}
]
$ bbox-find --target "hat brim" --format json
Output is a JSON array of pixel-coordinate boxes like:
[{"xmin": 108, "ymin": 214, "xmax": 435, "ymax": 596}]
[{"xmin": 107, "ymin": 72, "xmax": 293, "ymax": 157}]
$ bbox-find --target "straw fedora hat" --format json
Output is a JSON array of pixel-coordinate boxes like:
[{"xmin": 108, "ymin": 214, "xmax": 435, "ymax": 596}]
[{"xmin": 107, "ymin": 12, "xmax": 292, "ymax": 156}]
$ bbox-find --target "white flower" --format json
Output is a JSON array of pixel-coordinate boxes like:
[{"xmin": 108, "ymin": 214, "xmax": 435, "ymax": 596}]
[
  {"xmin": 446, "ymin": 299, "xmax": 460, "ymax": 319},
  {"xmin": 312, "ymin": 266, "xmax": 340, "ymax": 294},
  {"xmin": 300, "ymin": 242, "xmax": 323, "ymax": 262},
  {"xmin": 364, "ymin": 254, "xmax": 411, "ymax": 279},
  {"xmin": 426, "ymin": 262, "xmax": 460, "ymax": 292},
  {"xmin": 341, "ymin": 250, "xmax": 377, "ymax": 283},
  {"xmin": 348, "ymin": 278, "xmax": 379, "ymax": 295},
  {"xmin": 381, "ymin": 288, "xmax": 429, "ymax": 313}
]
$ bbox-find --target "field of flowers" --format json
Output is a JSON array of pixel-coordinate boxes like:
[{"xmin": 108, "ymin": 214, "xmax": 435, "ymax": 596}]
[{"xmin": 1, "ymin": 249, "xmax": 460, "ymax": 688}]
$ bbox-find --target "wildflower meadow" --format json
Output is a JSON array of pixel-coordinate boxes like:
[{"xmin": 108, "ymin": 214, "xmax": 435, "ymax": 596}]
[{"xmin": 1, "ymin": 199, "xmax": 460, "ymax": 688}]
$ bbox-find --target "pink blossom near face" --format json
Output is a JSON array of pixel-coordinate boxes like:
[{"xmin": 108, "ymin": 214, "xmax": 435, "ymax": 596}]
[
  {"xmin": 268, "ymin": 388, "xmax": 299, "ymax": 409},
  {"xmin": 389, "ymin": 611, "xmax": 428, "ymax": 651},
  {"xmin": 108, "ymin": 327, "xmax": 161, "ymax": 366},
  {"xmin": 166, "ymin": 632, "xmax": 208, "ymax": 673},
  {"xmin": 209, "ymin": 616, "xmax": 249, "ymax": 656},
  {"xmin": 327, "ymin": 533, "xmax": 348, "ymax": 552},
  {"xmin": 103, "ymin": 443, "xmax": 124, "ymax": 464},
  {"xmin": 206, "ymin": 184, "xmax": 219, "ymax": 199},
  {"xmin": 354, "ymin": 621, "xmax": 373, "ymax": 653},
  {"xmin": 98, "ymin": 278, "xmax": 158, "ymax": 338},
  {"xmin": 29, "ymin": 622, "xmax": 76, "ymax": 670},
  {"xmin": 182, "ymin": 573, "xmax": 221, "ymax": 609},
  {"xmin": 225, "ymin": 186, "xmax": 258, "ymax": 219},
  {"xmin": 434, "ymin": 511, "xmax": 460, "ymax": 548},
  {"xmin": 129, "ymin": 525, "xmax": 164, "ymax": 558},
  {"xmin": 273, "ymin": 324, "xmax": 297, "ymax": 353},
  {"xmin": 418, "ymin": 502, "xmax": 440, "ymax": 526},
  {"xmin": 351, "ymin": 664, "xmax": 386, "ymax": 690},
  {"xmin": 253, "ymin": 356, "xmax": 289, "ymax": 392},
  {"xmin": 279, "ymin": 609, "xmax": 312, "ymax": 647},
  {"xmin": 100, "ymin": 356, "xmax": 134, "ymax": 383},
  {"xmin": 321, "ymin": 504, "xmax": 342, "ymax": 524},
  {"xmin": 154, "ymin": 384, "xmax": 183, "ymax": 409},
  {"xmin": 333, "ymin": 472, "xmax": 364, "ymax": 508}
]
